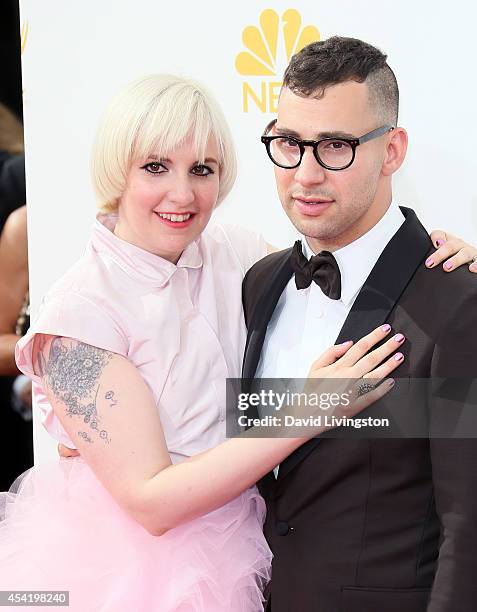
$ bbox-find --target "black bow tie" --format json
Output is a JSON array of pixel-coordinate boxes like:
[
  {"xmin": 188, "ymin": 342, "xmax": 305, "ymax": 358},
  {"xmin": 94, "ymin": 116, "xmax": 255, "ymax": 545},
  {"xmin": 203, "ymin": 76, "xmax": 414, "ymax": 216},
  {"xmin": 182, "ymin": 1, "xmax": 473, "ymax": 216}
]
[{"xmin": 290, "ymin": 240, "xmax": 342, "ymax": 299}]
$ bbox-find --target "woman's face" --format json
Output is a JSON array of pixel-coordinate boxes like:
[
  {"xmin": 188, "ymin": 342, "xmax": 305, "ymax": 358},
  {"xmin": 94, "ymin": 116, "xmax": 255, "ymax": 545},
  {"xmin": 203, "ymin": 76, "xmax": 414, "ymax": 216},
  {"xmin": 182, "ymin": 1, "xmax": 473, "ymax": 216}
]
[{"xmin": 115, "ymin": 135, "xmax": 220, "ymax": 263}]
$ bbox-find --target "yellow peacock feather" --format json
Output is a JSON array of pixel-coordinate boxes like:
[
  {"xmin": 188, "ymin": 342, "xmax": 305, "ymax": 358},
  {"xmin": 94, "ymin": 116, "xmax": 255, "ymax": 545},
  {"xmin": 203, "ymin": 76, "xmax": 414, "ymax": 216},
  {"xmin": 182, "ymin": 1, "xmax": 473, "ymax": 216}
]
[
  {"xmin": 235, "ymin": 9, "xmax": 320, "ymax": 76},
  {"xmin": 20, "ymin": 21, "xmax": 29, "ymax": 55}
]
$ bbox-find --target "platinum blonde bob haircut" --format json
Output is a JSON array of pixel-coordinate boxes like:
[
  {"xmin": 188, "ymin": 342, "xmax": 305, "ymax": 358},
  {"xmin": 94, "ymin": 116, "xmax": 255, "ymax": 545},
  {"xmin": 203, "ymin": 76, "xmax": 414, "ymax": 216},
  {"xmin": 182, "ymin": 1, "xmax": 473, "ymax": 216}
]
[{"xmin": 91, "ymin": 74, "xmax": 237, "ymax": 213}]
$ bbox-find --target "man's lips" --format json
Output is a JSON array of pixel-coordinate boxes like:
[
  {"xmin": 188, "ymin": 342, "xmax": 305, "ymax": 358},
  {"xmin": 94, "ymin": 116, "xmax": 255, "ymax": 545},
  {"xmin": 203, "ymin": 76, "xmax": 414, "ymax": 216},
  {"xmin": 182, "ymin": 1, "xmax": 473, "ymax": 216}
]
[{"xmin": 293, "ymin": 197, "xmax": 334, "ymax": 216}]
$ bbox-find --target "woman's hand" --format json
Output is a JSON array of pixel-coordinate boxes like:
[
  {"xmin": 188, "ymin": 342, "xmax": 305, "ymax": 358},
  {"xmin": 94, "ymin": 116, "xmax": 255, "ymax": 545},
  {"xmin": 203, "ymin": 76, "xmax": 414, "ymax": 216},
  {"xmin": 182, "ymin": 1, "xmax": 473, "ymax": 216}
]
[
  {"xmin": 308, "ymin": 324, "xmax": 403, "ymax": 381},
  {"xmin": 428, "ymin": 230, "xmax": 477, "ymax": 273},
  {"xmin": 284, "ymin": 324, "xmax": 404, "ymax": 436}
]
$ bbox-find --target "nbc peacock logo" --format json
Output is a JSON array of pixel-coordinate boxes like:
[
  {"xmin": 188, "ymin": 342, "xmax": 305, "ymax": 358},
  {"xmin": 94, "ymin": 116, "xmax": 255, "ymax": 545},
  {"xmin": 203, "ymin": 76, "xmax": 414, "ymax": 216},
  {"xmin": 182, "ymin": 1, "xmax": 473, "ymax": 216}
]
[
  {"xmin": 235, "ymin": 9, "xmax": 320, "ymax": 113},
  {"xmin": 21, "ymin": 21, "xmax": 29, "ymax": 55}
]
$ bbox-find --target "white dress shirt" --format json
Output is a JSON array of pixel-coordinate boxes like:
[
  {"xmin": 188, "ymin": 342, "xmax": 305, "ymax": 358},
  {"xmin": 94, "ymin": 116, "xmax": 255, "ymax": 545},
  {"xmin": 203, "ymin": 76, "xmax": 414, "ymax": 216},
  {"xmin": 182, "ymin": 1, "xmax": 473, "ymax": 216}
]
[
  {"xmin": 256, "ymin": 203, "xmax": 405, "ymax": 477},
  {"xmin": 256, "ymin": 202, "xmax": 405, "ymax": 380}
]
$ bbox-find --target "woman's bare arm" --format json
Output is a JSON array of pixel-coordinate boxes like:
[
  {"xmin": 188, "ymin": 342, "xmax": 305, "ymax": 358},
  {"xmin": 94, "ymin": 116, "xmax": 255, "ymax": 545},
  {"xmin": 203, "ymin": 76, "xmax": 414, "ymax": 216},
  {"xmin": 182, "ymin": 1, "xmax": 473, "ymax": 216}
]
[
  {"xmin": 0, "ymin": 206, "xmax": 28, "ymax": 375},
  {"xmin": 33, "ymin": 326, "xmax": 402, "ymax": 536}
]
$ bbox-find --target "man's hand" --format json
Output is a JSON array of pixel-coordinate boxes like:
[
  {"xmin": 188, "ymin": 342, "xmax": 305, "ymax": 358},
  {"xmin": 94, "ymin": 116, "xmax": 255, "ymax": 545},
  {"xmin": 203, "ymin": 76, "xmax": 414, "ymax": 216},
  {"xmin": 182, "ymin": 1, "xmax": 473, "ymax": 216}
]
[
  {"xmin": 58, "ymin": 443, "xmax": 80, "ymax": 458},
  {"xmin": 428, "ymin": 230, "xmax": 477, "ymax": 272}
]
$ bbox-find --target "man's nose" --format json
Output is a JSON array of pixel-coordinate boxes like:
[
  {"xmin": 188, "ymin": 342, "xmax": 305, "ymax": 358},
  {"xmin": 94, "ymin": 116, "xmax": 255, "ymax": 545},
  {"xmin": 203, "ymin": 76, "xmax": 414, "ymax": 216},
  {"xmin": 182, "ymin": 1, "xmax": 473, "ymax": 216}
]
[{"xmin": 294, "ymin": 147, "xmax": 326, "ymax": 187}]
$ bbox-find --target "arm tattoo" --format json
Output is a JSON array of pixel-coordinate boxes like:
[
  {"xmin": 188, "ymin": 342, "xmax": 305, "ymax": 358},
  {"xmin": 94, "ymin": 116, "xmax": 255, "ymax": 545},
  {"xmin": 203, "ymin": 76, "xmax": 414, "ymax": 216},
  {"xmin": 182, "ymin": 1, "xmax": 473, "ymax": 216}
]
[
  {"xmin": 78, "ymin": 431, "xmax": 93, "ymax": 443},
  {"xmin": 41, "ymin": 338, "xmax": 113, "ymax": 443},
  {"xmin": 105, "ymin": 390, "xmax": 118, "ymax": 407}
]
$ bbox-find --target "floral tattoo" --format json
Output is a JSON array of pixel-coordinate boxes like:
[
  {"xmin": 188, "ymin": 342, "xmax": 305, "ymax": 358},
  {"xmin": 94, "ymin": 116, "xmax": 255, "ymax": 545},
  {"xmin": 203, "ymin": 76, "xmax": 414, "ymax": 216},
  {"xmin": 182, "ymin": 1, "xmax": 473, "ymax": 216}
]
[{"xmin": 37, "ymin": 338, "xmax": 113, "ymax": 444}]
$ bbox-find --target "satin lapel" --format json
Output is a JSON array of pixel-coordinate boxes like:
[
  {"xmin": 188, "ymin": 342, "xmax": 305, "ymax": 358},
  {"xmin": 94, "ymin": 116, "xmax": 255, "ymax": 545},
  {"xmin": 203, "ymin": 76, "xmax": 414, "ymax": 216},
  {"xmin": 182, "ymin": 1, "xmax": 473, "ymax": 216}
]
[
  {"xmin": 241, "ymin": 249, "xmax": 294, "ymax": 500},
  {"xmin": 242, "ymin": 248, "xmax": 293, "ymax": 380},
  {"xmin": 277, "ymin": 207, "xmax": 433, "ymax": 481},
  {"xmin": 335, "ymin": 208, "xmax": 431, "ymax": 344}
]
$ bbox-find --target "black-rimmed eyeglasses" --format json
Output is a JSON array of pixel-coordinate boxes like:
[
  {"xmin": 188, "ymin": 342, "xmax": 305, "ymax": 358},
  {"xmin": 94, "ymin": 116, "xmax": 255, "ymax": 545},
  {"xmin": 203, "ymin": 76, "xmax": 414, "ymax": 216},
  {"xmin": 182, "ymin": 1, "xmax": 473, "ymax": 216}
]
[{"xmin": 261, "ymin": 120, "xmax": 395, "ymax": 171}]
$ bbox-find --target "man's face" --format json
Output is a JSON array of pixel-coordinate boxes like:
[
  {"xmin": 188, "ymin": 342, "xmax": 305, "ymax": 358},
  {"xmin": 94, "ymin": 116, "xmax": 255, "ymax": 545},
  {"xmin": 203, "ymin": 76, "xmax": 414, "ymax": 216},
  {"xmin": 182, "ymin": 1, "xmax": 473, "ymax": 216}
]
[{"xmin": 274, "ymin": 81, "xmax": 392, "ymax": 250}]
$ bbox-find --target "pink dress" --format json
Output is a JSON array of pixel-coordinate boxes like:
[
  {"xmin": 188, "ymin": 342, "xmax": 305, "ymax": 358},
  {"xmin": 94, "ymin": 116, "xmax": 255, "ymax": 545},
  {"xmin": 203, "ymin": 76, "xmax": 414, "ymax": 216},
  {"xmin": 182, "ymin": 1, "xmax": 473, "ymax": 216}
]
[{"xmin": 0, "ymin": 214, "xmax": 271, "ymax": 611}]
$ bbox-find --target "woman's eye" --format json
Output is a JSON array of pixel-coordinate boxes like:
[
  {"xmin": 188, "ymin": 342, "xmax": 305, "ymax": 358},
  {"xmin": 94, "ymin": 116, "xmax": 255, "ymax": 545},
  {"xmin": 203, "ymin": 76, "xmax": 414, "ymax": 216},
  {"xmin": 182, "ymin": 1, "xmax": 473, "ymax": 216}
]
[
  {"xmin": 142, "ymin": 162, "xmax": 166, "ymax": 174},
  {"xmin": 192, "ymin": 165, "xmax": 213, "ymax": 176}
]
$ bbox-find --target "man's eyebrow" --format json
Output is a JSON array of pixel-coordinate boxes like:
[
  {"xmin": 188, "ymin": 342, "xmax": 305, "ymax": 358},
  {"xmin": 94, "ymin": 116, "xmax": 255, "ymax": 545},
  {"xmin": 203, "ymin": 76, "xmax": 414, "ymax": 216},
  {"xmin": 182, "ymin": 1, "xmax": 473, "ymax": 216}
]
[
  {"xmin": 317, "ymin": 130, "xmax": 357, "ymax": 140},
  {"xmin": 274, "ymin": 126, "xmax": 357, "ymax": 140}
]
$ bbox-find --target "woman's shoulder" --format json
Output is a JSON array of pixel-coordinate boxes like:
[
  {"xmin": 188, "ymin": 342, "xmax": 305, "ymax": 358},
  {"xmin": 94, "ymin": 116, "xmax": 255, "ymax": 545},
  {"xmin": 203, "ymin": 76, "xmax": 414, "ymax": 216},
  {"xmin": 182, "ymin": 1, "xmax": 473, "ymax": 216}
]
[
  {"xmin": 16, "ymin": 259, "xmax": 130, "ymax": 386},
  {"xmin": 202, "ymin": 223, "xmax": 267, "ymax": 276},
  {"xmin": 28, "ymin": 248, "xmax": 129, "ymax": 350},
  {"xmin": 45, "ymin": 244, "xmax": 127, "ymax": 307}
]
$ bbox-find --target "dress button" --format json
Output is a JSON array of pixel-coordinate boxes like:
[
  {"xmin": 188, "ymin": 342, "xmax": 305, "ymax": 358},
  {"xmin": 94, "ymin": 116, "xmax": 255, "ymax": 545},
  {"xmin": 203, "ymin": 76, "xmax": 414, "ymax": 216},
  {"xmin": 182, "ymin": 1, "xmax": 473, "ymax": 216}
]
[
  {"xmin": 276, "ymin": 520, "xmax": 290, "ymax": 536},
  {"xmin": 314, "ymin": 308, "xmax": 324, "ymax": 318}
]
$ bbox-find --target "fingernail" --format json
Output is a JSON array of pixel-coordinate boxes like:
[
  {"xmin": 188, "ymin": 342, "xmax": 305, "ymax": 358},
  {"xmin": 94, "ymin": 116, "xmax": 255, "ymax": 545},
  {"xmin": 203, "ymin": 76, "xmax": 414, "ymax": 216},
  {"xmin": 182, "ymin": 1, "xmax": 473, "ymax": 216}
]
[
  {"xmin": 341, "ymin": 340, "xmax": 353, "ymax": 346},
  {"xmin": 471, "ymin": 263, "xmax": 477, "ymax": 272},
  {"xmin": 394, "ymin": 352, "xmax": 404, "ymax": 361},
  {"xmin": 382, "ymin": 324, "xmax": 391, "ymax": 333},
  {"xmin": 387, "ymin": 378, "xmax": 395, "ymax": 387},
  {"xmin": 394, "ymin": 333, "xmax": 405, "ymax": 343},
  {"xmin": 425, "ymin": 257, "xmax": 434, "ymax": 267},
  {"xmin": 444, "ymin": 261, "xmax": 453, "ymax": 271},
  {"xmin": 436, "ymin": 239, "xmax": 445, "ymax": 247}
]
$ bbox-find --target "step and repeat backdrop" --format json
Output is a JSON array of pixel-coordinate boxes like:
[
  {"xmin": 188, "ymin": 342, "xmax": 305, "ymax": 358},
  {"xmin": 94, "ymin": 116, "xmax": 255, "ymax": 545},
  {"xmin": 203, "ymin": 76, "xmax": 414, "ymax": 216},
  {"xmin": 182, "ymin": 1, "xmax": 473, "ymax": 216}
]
[{"xmin": 18, "ymin": 1, "xmax": 477, "ymax": 461}]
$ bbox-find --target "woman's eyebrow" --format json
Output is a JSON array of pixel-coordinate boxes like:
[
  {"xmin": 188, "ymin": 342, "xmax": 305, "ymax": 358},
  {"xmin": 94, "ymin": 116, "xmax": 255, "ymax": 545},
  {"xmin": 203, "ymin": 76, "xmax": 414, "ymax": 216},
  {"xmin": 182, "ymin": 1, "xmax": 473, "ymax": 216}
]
[{"xmin": 145, "ymin": 156, "xmax": 219, "ymax": 164}]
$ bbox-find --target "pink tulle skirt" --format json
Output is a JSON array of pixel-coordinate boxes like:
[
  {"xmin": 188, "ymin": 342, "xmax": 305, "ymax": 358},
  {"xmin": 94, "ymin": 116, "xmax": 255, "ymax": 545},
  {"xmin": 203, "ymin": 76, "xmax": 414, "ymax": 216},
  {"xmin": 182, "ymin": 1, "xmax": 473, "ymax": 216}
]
[{"xmin": 0, "ymin": 458, "xmax": 272, "ymax": 611}]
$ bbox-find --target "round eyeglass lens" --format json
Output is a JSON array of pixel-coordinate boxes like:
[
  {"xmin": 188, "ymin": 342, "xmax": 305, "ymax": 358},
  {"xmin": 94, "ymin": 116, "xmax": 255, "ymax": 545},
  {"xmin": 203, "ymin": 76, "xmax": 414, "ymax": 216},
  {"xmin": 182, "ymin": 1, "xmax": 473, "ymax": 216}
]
[
  {"xmin": 269, "ymin": 138, "xmax": 301, "ymax": 167},
  {"xmin": 316, "ymin": 139, "xmax": 353, "ymax": 169}
]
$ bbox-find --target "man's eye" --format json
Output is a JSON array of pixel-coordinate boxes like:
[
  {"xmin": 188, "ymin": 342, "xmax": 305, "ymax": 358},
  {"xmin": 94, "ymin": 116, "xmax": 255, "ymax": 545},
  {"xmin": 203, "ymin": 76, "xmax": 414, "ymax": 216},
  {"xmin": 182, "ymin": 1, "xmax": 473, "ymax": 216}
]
[
  {"xmin": 325, "ymin": 141, "xmax": 346, "ymax": 150},
  {"xmin": 278, "ymin": 138, "xmax": 299, "ymax": 149},
  {"xmin": 142, "ymin": 162, "xmax": 166, "ymax": 174},
  {"xmin": 192, "ymin": 165, "xmax": 213, "ymax": 176}
]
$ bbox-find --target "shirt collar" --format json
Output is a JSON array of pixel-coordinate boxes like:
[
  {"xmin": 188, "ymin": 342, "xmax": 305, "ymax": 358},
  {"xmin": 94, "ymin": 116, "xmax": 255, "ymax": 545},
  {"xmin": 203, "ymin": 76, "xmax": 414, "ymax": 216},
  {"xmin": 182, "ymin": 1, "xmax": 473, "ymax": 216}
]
[
  {"xmin": 91, "ymin": 213, "xmax": 203, "ymax": 287},
  {"xmin": 302, "ymin": 201, "xmax": 405, "ymax": 306}
]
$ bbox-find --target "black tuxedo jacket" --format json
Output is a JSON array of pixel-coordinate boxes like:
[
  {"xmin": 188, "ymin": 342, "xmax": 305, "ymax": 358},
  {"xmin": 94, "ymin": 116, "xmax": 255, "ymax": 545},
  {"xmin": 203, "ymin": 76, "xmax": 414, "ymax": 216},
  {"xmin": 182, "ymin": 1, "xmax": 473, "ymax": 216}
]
[{"xmin": 242, "ymin": 208, "xmax": 477, "ymax": 612}]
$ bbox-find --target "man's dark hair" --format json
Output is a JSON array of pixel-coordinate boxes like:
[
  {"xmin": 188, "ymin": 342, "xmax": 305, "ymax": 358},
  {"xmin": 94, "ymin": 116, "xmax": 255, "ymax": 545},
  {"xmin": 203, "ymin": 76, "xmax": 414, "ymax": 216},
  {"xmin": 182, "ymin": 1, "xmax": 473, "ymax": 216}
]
[{"xmin": 283, "ymin": 36, "xmax": 399, "ymax": 125}]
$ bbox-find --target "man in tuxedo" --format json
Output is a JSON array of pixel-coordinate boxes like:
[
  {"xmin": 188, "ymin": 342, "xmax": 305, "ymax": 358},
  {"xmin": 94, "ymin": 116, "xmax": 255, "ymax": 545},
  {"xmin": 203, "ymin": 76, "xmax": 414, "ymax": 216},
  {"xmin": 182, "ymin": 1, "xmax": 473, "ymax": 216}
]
[{"xmin": 242, "ymin": 36, "xmax": 477, "ymax": 612}]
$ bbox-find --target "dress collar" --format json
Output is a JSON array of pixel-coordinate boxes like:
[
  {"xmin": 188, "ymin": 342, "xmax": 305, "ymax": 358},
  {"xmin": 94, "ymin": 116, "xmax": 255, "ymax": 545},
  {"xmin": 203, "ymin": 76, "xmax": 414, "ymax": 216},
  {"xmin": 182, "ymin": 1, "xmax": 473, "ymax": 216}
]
[
  {"xmin": 302, "ymin": 201, "xmax": 405, "ymax": 306},
  {"xmin": 90, "ymin": 213, "xmax": 203, "ymax": 287}
]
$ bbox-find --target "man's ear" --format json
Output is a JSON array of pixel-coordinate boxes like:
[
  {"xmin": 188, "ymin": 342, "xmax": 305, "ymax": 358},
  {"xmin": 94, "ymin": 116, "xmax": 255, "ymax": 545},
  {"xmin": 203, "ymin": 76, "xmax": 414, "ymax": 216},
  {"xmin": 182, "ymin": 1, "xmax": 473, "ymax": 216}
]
[{"xmin": 381, "ymin": 127, "xmax": 408, "ymax": 176}]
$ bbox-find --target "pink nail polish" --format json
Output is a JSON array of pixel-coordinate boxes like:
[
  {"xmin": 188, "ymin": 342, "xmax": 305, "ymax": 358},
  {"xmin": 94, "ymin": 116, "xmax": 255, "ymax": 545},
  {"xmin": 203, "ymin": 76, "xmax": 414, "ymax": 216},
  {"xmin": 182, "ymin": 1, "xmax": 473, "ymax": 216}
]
[
  {"xmin": 394, "ymin": 333, "xmax": 405, "ymax": 343},
  {"xmin": 341, "ymin": 340, "xmax": 352, "ymax": 346},
  {"xmin": 394, "ymin": 352, "xmax": 404, "ymax": 361},
  {"xmin": 382, "ymin": 324, "xmax": 391, "ymax": 333},
  {"xmin": 444, "ymin": 262, "xmax": 453, "ymax": 270},
  {"xmin": 425, "ymin": 258, "xmax": 434, "ymax": 267},
  {"xmin": 436, "ymin": 239, "xmax": 445, "ymax": 247}
]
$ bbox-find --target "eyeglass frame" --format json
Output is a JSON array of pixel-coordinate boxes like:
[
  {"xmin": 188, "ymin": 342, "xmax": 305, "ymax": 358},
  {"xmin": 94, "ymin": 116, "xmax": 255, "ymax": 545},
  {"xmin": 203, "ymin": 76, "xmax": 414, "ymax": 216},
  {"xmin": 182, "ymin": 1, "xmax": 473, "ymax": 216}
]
[{"xmin": 261, "ymin": 119, "xmax": 395, "ymax": 171}]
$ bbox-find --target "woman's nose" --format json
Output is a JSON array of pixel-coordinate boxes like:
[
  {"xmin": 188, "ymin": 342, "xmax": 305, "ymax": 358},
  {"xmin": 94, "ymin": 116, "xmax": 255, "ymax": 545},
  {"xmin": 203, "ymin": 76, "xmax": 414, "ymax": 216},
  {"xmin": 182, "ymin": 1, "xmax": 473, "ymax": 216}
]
[{"xmin": 168, "ymin": 177, "xmax": 195, "ymax": 206}]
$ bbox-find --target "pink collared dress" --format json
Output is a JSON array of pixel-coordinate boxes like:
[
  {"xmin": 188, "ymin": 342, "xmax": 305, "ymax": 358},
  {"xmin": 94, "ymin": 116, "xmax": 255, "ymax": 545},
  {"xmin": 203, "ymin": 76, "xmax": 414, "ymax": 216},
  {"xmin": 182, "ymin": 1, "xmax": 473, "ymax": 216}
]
[{"xmin": 0, "ymin": 214, "xmax": 271, "ymax": 611}]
